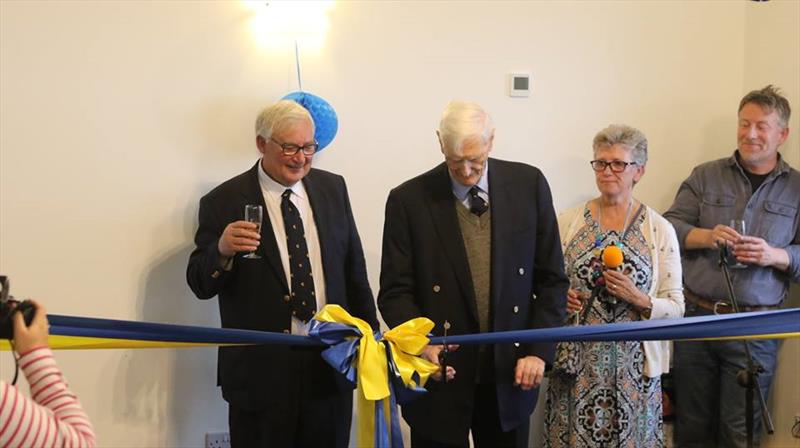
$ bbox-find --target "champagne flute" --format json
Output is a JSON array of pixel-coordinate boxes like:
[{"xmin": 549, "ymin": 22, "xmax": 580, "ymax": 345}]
[
  {"xmin": 243, "ymin": 205, "xmax": 263, "ymax": 259},
  {"xmin": 571, "ymin": 278, "xmax": 589, "ymax": 325},
  {"xmin": 729, "ymin": 219, "xmax": 747, "ymax": 269}
]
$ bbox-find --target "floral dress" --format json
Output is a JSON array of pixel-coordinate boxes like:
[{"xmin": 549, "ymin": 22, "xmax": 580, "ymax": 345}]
[{"xmin": 544, "ymin": 206, "xmax": 663, "ymax": 448}]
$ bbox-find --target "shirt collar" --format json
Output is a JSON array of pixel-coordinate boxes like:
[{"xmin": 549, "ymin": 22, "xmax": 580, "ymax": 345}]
[
  {"xmin": 257, "ymin": 159, "xmax": 306, "ymax": 199},
  {"xmin": 727, "ymin": 150, "xmax": 790, "ymax": 177},
  {"xmin": 449, "ymin": 160, "xmax": 490, "ymax": 201}
]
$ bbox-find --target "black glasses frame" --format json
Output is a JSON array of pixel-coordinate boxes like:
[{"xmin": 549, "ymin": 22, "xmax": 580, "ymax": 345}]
[
  {"xmin": 589, "ymin": 160, "xmax": 637, "ymax": 173},
  {"xmin": 270, "ymin": 137, "xmax": 319, "ymax": 156}
]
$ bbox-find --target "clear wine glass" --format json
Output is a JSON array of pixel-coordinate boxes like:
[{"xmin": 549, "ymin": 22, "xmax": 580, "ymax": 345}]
[
  {"xmin": 729, "ymin": 219, "xmax": 747, "ymax": 269},
  {"xmin": 571, "ymin": 277, "xmax": 590, "ymax": 325},
  {"xmin": 243, "ymin": 205, "xmax": 263, "ymax": 259}
]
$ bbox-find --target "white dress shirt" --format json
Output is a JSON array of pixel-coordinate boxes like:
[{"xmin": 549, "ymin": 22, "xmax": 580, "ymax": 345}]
[
  {"xmin": 450, "ymin": 162, "xmax": 490, "ymax": 209},
  {"xmin": 258, "ymin": 162, "xmax": 327, "ymax": 335}
]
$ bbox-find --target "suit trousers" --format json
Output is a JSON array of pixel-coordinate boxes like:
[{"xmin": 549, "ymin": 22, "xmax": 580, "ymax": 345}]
[
  {"xmin": 228, "ymin": 346, "xmax": 352, "ymax": 448},
  {"xmin": 410, "ymin": 382, "xmax": 530, "ymax": 448}
]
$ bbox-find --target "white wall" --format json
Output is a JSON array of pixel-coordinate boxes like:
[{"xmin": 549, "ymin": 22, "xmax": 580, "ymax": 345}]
[
  {"xmin": 743, "ymin": 2, "xmax": 800, "ymax": 447},
  {"xmin": 0, "ymin": 1, "xmax": 797, "ymax": 446}
]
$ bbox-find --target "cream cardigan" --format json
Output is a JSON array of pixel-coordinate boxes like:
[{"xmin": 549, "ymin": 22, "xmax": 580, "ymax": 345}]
[{"xmin": 558, "ymin": 202, "xmax": 685, "ymax": 378}]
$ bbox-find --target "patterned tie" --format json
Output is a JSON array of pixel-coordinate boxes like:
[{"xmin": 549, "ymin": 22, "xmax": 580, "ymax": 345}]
[
  {"xmin": 469, "ymin": 186, "xmax": 489, "ymax": 217},
  {"xmin": 280, "ymin": 189, "xmax": 317, "ymax": 322}
]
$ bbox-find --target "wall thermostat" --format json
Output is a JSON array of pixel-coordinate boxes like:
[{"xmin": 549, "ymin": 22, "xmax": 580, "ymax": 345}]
[{"xmin": 509, "ymin": 73, "xmax": 531, "ymax": 97}]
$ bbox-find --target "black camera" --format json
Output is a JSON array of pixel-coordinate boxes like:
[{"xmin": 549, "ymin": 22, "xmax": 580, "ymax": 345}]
[{"xmin": 0, "ymin": 276, "xmax": 36, "ymax": 339}]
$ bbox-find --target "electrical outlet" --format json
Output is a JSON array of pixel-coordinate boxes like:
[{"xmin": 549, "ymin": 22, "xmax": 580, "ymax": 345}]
[{"xmin": 205, "ymin": 431, "xmax": 231, "ymax": 448}]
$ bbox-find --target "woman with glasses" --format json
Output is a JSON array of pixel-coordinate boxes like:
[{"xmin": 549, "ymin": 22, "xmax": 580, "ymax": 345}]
[{"xmin": 543, "ymin": 124, "xmax": 685, "ymax": 448}]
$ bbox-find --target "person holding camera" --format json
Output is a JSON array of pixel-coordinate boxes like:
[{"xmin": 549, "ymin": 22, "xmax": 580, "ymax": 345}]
[{"xmin": 0, "ymin": 301, "xmax": 96, "ymax": 448}]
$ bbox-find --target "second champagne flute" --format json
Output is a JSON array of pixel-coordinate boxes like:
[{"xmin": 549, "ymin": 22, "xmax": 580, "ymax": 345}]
[{"xmin": 243, "ymin": 205, "xmax": 263, "ymax": 259}]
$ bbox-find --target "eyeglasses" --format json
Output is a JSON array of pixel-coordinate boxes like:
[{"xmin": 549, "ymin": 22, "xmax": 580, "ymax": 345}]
[
  {"xmin": 270, "ymin": 137, "xmax": 319, "ymax": 156},
  {"xmin": 589, "ymin": 160, "xmax": 637, "ymax": 173}
]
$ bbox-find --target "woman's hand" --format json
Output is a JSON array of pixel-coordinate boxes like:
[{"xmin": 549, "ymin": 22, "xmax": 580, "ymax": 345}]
[
  {"xmin": 566, "ymin": 288, "xmax": 585, "ymax": 314},
  {"xmin": 602, "ymin": 270, "xmax": 650, "ymax": 310}
]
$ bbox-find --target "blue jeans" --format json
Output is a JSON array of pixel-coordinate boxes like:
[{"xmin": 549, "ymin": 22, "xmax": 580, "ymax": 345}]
[{"xmin": 673, "ymin": 307, "xmax": 780, "ymax": 448}]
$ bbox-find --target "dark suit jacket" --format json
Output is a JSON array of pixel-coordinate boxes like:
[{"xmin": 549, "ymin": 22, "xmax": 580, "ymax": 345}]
[
  {"xmin": 377, "ymin": 159, "xmax": 568, "ymax": 442},
  {"xmin": 187, "ymin": 162, "xmax": 378, "ymax": 411}
]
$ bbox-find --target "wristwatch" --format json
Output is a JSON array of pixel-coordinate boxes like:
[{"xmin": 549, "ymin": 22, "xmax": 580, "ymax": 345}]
[{"xmin": 640, "ymin": 297, "xmax": 653, "ymax": 319}]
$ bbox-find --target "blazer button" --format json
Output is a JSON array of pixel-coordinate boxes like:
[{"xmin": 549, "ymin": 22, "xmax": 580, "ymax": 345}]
[
  {"xmin": 283, "ymin": 329, "xmax": 290, "ymax": 334},
  {"xmin": 513, "ymin": 305, "xmax": 519, "ymax": 314},
  {"xmin": 433, "ymin": 285, "xmax": 441, "ymax": 293},
  {"xmin": 211, "ymin": 270, "xmax": 220, "ymax": 279},
  {"xmin": 531, "ymin": 293, "xmax": 538, "ymax": 300},
  {"xmin": 283, "ymin": 294, "xmax": 290, "ymax": 303},
  {"xmin": 514, "ymin": 342, "xmax": 520, "ymax": 348},
  {"xmin": 518, "ymin": 268, "xmax": 525, "ymax": 275}
]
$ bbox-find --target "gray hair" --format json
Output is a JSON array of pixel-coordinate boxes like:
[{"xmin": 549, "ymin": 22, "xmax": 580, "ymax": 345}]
[
  {"xmin": 255, "ymin": 100, "xmax": 315, "ymax": 140},
  {"xmin": 739, "ymin": 85, "xmax": 791, "ymax": 128},
  {"xmin": 592, "ymin": 124, "xmax": 648, "ymax": 166},
  {"xmin": 438, "ymin": 101, "xmax": 495, "ymax": 154}
]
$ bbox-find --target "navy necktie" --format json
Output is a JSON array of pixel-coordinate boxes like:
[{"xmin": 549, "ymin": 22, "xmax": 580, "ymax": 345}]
[
  {"xmin": 469, "ymin": 186, "xmax": 488, "ymax": 217},
  {"xmin": 280, "ymin": 189, "xmax": 317, "ymax": 322}
]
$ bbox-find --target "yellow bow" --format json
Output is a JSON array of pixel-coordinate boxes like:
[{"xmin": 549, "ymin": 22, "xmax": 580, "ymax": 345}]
[{"xmin": 314, "ymin": 305, "xmax": 439, "ymax": 447}]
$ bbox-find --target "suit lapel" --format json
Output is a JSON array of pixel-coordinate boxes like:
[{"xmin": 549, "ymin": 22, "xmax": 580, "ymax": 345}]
[
  {"xmin": 426, "ymin": 164, "xmax": 479, "ymax": 325},
  {"xmin": 242, "ymin": 162, "xmax": 289, "ymax": 292}
]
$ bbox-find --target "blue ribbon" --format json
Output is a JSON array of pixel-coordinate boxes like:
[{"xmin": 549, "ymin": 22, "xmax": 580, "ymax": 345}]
[{"xmin": 429, "ymin": 309, "xmax": 799, "ymax": 345}]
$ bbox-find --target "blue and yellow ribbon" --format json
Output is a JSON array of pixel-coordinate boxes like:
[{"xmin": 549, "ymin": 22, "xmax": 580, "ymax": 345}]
[
  {"xmin": 309, "ymin": 305, "xmax": 438, "ymax": 448},
  {"xmin": 428, "ymin": 308, "xmax": 800, "ymax": 346},
  {"xmin": 1, "ymin": 307, "xmax": 797, "ymax": 446},
  {"xmin": 1, "ymin": 308, "xmax": 797, "ymax": 352},
  {"xmin": 0, "ymin": 313, "xmax": 320, "ymax": 350}
]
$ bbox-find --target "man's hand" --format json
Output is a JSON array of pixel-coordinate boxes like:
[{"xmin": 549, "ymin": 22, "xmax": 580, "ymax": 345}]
[
  {"xmin": 686, "ymin": 225, "xmax": 741, "ymax": 250},
  {"xmin": 733, "ymin": 236, "xmax": 790, "ymax": 271},
  {"xmin": 514, "ymin": 355, "xmax": 545, "ymax": 390},
  {"xmin": 708, "ymin": 224, "xmax": 741, "ymax": 249},
  {"xmin": 12, "ymin": 300, "xmax": 49, "ymax": 355},
  {"xmin": 422, "ymin": 344, "xmax": 459, "ymax": 381},
  {"xmin": 218, "ymin": 221, "xmax": 261, "ymax": 257}
]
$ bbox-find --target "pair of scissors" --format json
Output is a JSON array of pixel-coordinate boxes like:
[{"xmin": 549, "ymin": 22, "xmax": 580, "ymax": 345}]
[{"xmin": 438, "ymin": 320, "xmax": 451, "ymax": 382}]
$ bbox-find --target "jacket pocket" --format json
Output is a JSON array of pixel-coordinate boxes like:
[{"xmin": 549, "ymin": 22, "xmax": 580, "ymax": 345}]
[
  {"xmin": 699, "ymin": 193, "xmax": 735, "ymax": 229},
  {"xmin": 761, "ymin": 200, "xmax": 797, "ymax": 245},
  {"xmin": 764, "ymin": 200, "xmax": 796, "ymax": 218},
  {"xmin": 701, "ymin": 193, "xmax": 735, "ymax": 207}
]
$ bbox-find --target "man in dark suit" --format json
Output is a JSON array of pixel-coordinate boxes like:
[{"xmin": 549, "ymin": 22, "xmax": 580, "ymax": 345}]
[
  {"xmin": 378, "ymin": 101, "xmax": 568, "ymax": 448},
  {"xmin": 187, "ymin": 100, "xmax": 378, "ymax": 448}
]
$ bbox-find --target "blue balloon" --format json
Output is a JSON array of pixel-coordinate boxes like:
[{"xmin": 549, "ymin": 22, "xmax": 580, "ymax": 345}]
[{"xmin": 282, "ymin": 91, "xmax": 338, "ymax": 151}]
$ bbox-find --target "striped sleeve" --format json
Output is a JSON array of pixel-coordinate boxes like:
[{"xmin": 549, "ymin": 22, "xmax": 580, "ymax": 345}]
[{"xmin": 0, "ymin": 347, "xmax": 95, "ymax": 448}]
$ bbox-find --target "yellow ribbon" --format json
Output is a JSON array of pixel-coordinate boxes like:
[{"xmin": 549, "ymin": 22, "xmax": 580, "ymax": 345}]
[
  {"xmin": 0, "ymin": 336, "xmax": 244, "ymax": 351},
  {"xmin": 314, "ymin": 305, "xmax": 438, "ymax": 447}
]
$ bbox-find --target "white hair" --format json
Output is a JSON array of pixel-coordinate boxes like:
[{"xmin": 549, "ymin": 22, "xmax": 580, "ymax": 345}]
[
  {"xmin": 592, "ymin": 124, "xmax": 648, "ymax": 166},
  {"xmin": 438, "ymin": 101, "xmax": 495, "ymax": 155},
  {"xmin": 255, "ymin": 100, "xmax": 314, "ymax": 139}
]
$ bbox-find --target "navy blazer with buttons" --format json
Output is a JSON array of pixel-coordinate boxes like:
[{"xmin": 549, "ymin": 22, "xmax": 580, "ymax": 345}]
[
  {"xmin": 377, "ymin": 158, "xmax": 568, "ymax": 442},
  {"xmin": 187, "ymin": 162, "xmax": 378, "ymax": 410}
]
